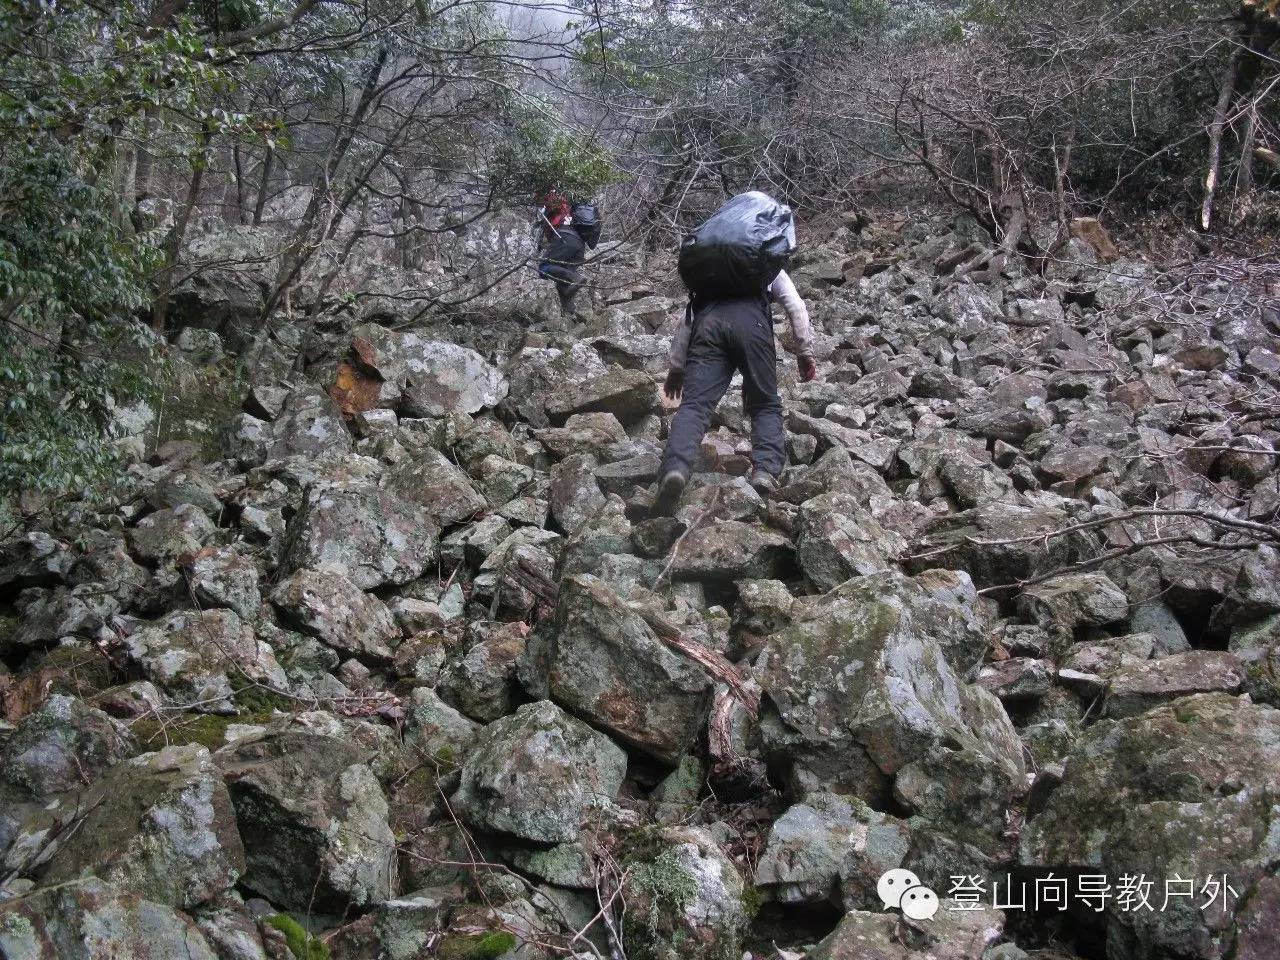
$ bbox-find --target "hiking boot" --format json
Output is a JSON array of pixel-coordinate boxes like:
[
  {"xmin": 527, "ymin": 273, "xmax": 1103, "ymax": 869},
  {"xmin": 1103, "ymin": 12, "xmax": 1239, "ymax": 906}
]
[
  {"xmin": 651, "ymin": 469, "xmax": 688, "ymax": 517},
  {"xmin": 749, "ymin": 469, "xmax": 779, "ymax": 497}
]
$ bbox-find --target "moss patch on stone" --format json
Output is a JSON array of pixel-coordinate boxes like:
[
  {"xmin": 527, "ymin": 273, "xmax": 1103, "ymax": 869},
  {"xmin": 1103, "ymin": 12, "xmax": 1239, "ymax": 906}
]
[
  {"xmin": 437, "ymin": 930, "xmax": 517, "ymax": 959},
  {"xmin": 130, "ymin": 708, "xmax": 275, "ymax": 751},
  {"xmin": 266, "ymin": 913, "xmax": 330, "ymax": 960}
]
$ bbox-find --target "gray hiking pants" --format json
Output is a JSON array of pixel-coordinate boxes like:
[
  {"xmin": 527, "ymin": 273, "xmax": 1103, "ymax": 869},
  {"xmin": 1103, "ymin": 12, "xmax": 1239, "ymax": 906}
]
[{"xmin": 660, "ymin": 296, "xmax": 785, "ymax": 478}]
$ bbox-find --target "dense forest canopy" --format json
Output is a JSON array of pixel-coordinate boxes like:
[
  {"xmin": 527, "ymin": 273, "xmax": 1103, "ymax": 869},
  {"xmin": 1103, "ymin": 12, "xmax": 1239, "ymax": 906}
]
[{"xmin": 0, "ymin": 0, "xmax": 1276, "ymax": 501}]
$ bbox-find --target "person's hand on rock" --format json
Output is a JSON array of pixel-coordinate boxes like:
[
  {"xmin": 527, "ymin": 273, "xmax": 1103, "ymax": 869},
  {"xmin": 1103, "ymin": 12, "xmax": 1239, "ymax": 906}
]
[{"xmin": 664, "ymin": 368, "xmax": 685, "ymax": 401}]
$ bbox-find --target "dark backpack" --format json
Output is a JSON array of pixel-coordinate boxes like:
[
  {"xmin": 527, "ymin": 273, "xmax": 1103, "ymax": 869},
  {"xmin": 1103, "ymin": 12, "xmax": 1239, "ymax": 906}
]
[
  {"xmin": 571, "ymin": 202, "xmax": 602, "ymax": 248},
  {"xmin": 678, "ymin": 191, "xmax": 795, "ymax": 300}
]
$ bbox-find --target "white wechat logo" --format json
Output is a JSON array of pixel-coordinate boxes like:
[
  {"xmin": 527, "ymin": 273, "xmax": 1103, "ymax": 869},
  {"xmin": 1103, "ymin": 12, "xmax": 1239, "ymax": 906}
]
[
  {"xmin": 877, "ymin": 868, "xmax": 921, "ymax": 909},
  {"xmin": 876, "ymin": 868, "xmax": 939, "ymax": 921}
]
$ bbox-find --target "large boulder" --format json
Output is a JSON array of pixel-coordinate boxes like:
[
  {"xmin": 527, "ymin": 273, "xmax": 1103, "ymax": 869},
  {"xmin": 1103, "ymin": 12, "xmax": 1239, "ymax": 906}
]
[
  {"xmin": 756, "ymin": 572, "xmax": 1025, "ymax": 852},
  {"xmin": 906, "ymin": 503, "xmax": 1091, "ymax": 590},
  {"xmin": 350, "ymin": 324, "xmax": 508, "ymax": 415},
  {"xmin": 452, "ymin": 700, "xmax": 627, "ymax": 844},
  {"xmin": 1021, "ymin": 692, "xmax": 1280, "ymax": 960},
  {"xmin": 385, "ymin": 447, "xmax": 487, "ymax": 525},
  {"xmin": 271, "ymin": 567, "xmax": 401, "ymax": 660},
  {"xmin": 666, "ymin": 520, "xmax": 794, "ymax": 582},
  {"xmin": 37, "ymin": 744, "xmax": 245, "ymax": 910},
  {"xmin": 754, "ymin": 793, "xmax": 911, "ymax": 908},
  {"xmin": 807, "ymin": 903, "xmax": 1006, "ymax": 960},
  {"xmin": 283, "ymin": 479, "xmax": 438, "ymax": 590},
  {"xmin": 544, "ymin": 367, "xmax": 657, "ymax": 425},
  {"xmin": 122, "ymin": 608, "xmax": 288, "ymax": 712},
  {"xmin": 0, "ymin": 877, "xmax": 219, "ymax": 960},
  {"xmin": 795, "ymin": 493, "xmax": 906, "ymax": 591},
  {"xmin": 547, "ymin": 575, "xmax": 713, "ymax": 764},
  {"xmin": 1, "ymin": 695, "xmax": 136, "ymax": 801},
  {"xmin": 237, "ymin": 385, "xmax": 352, "ymax": 463},
  {"xmin": 621, "ymin": 826, "xmax": 749, "ymax": 960},
  {"xmin": 215, "ymin": 726, "xmax": 397, "ymax": 911}
]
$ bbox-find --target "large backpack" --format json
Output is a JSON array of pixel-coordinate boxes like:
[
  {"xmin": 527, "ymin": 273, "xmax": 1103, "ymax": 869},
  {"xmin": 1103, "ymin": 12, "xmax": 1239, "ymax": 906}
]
[
  {"xmin": 678, "ymin": 191, "xmax": 795, "ymax": 300},
  {"xmin": 571, "ymin": 202, "xmax": 602, "ymax": 248}
]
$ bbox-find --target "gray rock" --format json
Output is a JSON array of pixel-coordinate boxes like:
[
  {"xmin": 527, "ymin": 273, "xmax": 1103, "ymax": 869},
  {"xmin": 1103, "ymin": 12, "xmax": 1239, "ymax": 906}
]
[
  {"xmin": 437, "ymin": 621, "xmax": 527, "ymax": 723},
  {"xmin": 666, "ymin": 520, "xmax": 793, "ymax": 582},
  {"xmin": 808, "ymin": 903, "xmax": 1005, "ymax": 960},
  {"xmin": 122, "ymin": 608, "xmax": 287, "ymax": 711},
  {"xmin": 215, "ymin": 726, "xmax": 397, "ymax": 911},
  {"xmin": 547, "ymin": 575, "xmax": 712, "ymax": 764},
  {"xmin": 2, "ymin": 695, "xmax": 134, "ymax": 807},
  {"xmin": 1021, "ymin": 692, "xmax": 1280, "ymax": 960},
  {"xmin": 453, "ymin": 700, "xmax": 626, "ymax": 844},
  {"xmin": 545, "ymin": 367, "xmax": 657, "ymax": 425},
  {"xmin": 549, "ymin": 453, "xmax": 607, "ymax": 536},
  {"xmin": 38, "ymin": 744, "xmax": 245, "ymax": 910},
  {"xmin": 1104, "ymin": 650, "xmax": 1246, "ymax": 717},
  {"xmin": 755, "ymin": 793, "xmax": 911, "ymax": 907},
  {"xmin": 283, "ymin": 479, "xmax": 438, "ymax": 590},
  {"xmin": 128, "ymin": 504, "xmax": 217, "ymax": 565},
  {"xmin": 385, "ymin": 447, "xmax": 488, "ymax": 526},
  {"xmin": 1017, "ymin": 572, "xmax": 1129, "ymax": 633},
  {"xmin": 189, "ymin": 545, "xmax": 262, "ymax": 619},
  {"xmin": 621, "ymin": 826, "xmax": 748, "ymax": 960},
  {"xmin": 0, "ymin": 877, "xmax": 219, "ymax": 960},
  {"xmin": 271, "ymin": 568, "xmax": 401, "ymax": 660},
  {"xmin": 404, "ymin": 687, "xmax": 480, "ymax": 765},
  {"xmin": 757, "ymin": 572, "xmax": 1025, "ymax": 852},
  {"xmin": 796, "ymin": 492, "xmax": 906, "ymax": 591},
  {"xmin": 351, "ymin": 323, "xmax": 508, "ymax": 415}
]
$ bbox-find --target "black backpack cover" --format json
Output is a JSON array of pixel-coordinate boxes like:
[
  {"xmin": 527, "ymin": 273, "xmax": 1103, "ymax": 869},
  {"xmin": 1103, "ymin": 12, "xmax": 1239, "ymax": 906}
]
[
  {"xmin": 678, "ymin": 191, "xmax": 796, "ymax": 300},
  {"xmin": 571, "ymin": 202, "xmax": 602, "ymax": 248}
]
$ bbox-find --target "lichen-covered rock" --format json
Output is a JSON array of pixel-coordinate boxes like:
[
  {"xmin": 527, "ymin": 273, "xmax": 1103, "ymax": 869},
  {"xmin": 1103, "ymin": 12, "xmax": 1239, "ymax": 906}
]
[
  {"xmin": 1104, "ymin": 650, "xmax": 1245, "ymax": 717},
  {"xmin": 385, "ymin": 447, "xmax": 487, "ymax": 525},
  {"xmin": 0, "ymin": 531, "xmax": 74, "ymax": 591},
  {"xmin": 1, "ymin": 695, "xmax": 137, "ymax": 800},
  {"xmin": 795, "ymin": 492, "xmax": 906, "ymax": 591},
  {"xmin": 37, "ymin": 744, "xmax": 245, "ymax": 909},
  {"xmin": 270, "ymin": 567, "xmax": 401, "ymax": 660},
  {"xmin": 122, "ymin": 608, "xmax": 288, "ymax": 712},
  {"xmin": 403, "ymin": 687, "xmax": 480, "ymax": 764},
  {"xmin": 622, "ymin": 826, "xmax": 748, "ymax": 960},
  {"xmin": 1017, "ymin": 572, "xmax": 1129, "ymax": 633},
  {"xmin": 452, "ymin": 700, "xmax": 626, "ymax": 844},
  {"xmin": 535, "ymin": 411, "xmax": 627, "ymax": 459},
  {"xmin": 436, "ymin": 620, "xmax": 527, "ymax": 723},
  {"xmin": 807, "ymin": 903, "xmax": 1005, "ymax": 960},
  {"xmin": 1021, "ymin": 692, "xmax": 1280, "ymax": 960},
  {"xmin": 549, "ymin": 453, "xmax": 607, "ymax": 536},
  {"xmin": 283, "ymin": 479, "xmax": 438, "ymax": 590},
  {"xmin": 756, "ymin": 572, "xmax": 1025, "ymax": 852},
  {"xmin": 215, "ymin": 726, "xmax": 397, "ymax": 911},
  {"xmin": 545, "ymin": 366, "xmax": 657, "ymax": 425},
  {"xmin": 547, "ymin": 574, "xmax": 712, "ymax": 764},
  {"xmin": 0, "ymin": 877, "xmax": 219, "ymax": 960},
  {"xmin": 907, "ymin": 503, "xmax": 1090, "ymax": 590},
  {"xmin": 188, "ymin": 545, "xmax": 262, "ymax": 619},
  {"xmin": 350, "ymin": 323, "xmax": 509, "ymax": 416},
  {"xmin": 128, "ymin": 503, "xmax": 217, "ymax": 565},
  {"xmin": 754, "ymin": 793, "xmax": 910, "ymax": 907},
  {"xmin": 666, "ymin": 520, "xmax": 793, "ymax": 582}
]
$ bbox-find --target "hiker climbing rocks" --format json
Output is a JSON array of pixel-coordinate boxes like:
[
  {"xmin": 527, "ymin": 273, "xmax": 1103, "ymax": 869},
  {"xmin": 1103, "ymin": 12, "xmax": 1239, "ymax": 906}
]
[
  {"xmin": 653, "ymin": 191, "xmax": 817, "ymax": 516},
  {"xmin": 535, "ymin": 191, "xmax": 602, "ymax": 318}
]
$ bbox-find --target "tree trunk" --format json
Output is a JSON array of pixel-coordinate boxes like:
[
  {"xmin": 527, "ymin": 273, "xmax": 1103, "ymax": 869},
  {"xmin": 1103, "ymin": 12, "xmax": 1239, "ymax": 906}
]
[
  {"xmin": 151, "ymin": 132, "xmax": 211, "ymax": 334},
  {"xmin": 253, "ymin": 146, "xmax": 275, "ymax": 226}
]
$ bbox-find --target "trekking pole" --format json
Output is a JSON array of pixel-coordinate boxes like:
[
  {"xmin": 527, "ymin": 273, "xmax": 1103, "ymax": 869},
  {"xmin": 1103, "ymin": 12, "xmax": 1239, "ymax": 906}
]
[{"xmin": 539, "ymin": 209, "xmax": 563, "ymax": 239}]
